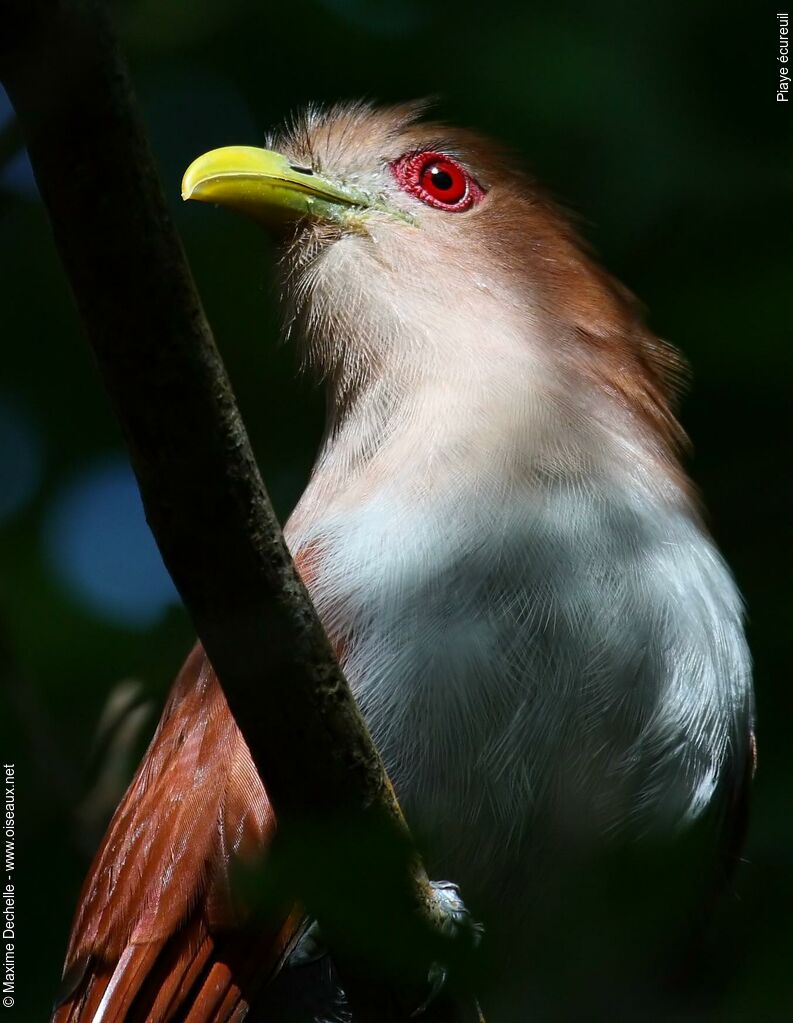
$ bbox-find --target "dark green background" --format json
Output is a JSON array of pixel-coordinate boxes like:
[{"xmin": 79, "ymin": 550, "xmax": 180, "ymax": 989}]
[{"xmin": 1, "ymin": 0, "xmax": 790, "ymax": 1019}]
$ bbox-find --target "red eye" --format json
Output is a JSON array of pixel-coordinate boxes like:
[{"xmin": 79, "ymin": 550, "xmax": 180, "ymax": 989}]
[{"xmin": 390, "ymin": 151, "xmax": 485, "ymax": 212}]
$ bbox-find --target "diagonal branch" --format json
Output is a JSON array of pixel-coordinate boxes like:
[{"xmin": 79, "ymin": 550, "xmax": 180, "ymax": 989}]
[{"xmin": 0, "ymin": 1, "xmax": 482, "ymax": 1020}]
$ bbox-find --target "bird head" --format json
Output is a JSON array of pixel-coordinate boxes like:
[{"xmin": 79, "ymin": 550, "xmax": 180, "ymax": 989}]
[
  {"xmin": 183, "ymin": 102, "xmax": 685, "ymax": 491},
  {"xmin": 181, "ymin": 100, "xmax": 494, "ymax": 234}
]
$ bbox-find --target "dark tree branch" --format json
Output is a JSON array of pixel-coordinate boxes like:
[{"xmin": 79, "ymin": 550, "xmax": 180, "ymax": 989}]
[{"xmin": 0, "ymin": 1, "xmax": 482, "ymax": 1019}]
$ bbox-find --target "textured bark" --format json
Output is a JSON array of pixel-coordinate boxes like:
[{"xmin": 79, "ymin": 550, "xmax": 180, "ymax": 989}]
[{"xmin": 0, "ymin": 1, "xmax": 481, "ymax": 1018}]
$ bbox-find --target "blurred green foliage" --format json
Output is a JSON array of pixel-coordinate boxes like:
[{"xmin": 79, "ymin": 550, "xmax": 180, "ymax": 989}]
[{"xmin": 0, "ymin": 0, "xmax": 789, "ymax": 1018}]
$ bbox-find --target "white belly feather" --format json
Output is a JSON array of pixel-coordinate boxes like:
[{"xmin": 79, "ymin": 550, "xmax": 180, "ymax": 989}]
[{"xmin": 286, "ymin": 476, "xmax": 751, "ymax": 897}]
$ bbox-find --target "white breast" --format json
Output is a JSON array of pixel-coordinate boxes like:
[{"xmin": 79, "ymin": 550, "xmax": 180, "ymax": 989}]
[
  {"xmin": 285, "ymin": 468, "xmax": 751, "ymax": 901},
  {"xmin": 282, "ymin": 250, "xmax": 751, "ymax": 907}
]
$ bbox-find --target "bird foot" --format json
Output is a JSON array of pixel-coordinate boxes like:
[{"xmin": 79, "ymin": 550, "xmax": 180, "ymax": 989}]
[
  {"xmin": 286, "ymin": 880, "xmax": 482, "ymax": 1017},
  {"xmin": 410, "ymin": 880, "xmax": 483, "ymax": 1017}
]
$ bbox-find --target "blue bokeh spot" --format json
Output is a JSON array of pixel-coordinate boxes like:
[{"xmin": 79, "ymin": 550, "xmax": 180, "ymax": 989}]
[
  {"xmin": 44, "ymin": 456, "xmax": 180, "ymax": 628},
  {"xmin": 0, "ymin": 86, "xmax": 38, "ymax": 199},
  {"xmin": 1, "ymin": 147, "xmax": 38, "ymax": 199},
  {"xmin": 0, "ymin": 396, "xmax": 45, "ymax": 522},
  {"xmin": 0, "ymin": 85, "xmax": 13, "ymax": 130}
]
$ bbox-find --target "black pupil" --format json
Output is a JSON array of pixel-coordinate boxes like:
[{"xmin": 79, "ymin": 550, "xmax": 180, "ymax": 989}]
[{"xmin": 428, "ymin": 165, "xmax": 454, "ymax": 191}]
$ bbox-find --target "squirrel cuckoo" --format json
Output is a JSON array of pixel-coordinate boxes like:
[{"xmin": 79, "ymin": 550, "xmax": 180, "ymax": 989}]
[{"xmin": 53, "ymin": 103, "xmax": 754, "ymax": 1022}]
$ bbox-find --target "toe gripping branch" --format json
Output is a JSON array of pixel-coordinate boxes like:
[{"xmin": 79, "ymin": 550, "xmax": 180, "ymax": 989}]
[
  {"xmin": 286, "ymin": 880, "xmax": 484, "ymax": 1022},
  {"xmin": 410, "ymin": 882, "xmax": 484, "ymax": 1019}
]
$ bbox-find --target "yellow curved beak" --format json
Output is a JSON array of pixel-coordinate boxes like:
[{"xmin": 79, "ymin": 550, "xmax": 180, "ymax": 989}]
[{"xmin": 181, "ymin": 146, "xmax": 385, "ymax": 228}]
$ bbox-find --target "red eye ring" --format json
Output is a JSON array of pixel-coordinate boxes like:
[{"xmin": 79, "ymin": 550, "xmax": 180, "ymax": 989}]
[{"xmin": 390, "ymin": 151, "xmax": 485, "ymax": 212}]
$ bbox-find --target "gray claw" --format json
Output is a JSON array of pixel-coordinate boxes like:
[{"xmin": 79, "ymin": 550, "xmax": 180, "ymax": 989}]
[
  {"xmin": 410, "ymin": 962, "xmax": 447, "ymax": 1017},
  {"xmin": 430, "ymin": 880, "xmax": 484, "ymax": 946},
  {"xmin": 288, "ymin": 918, "xmax": 327, "ymax": 967},
  {"xmin": 410, "ymin": 880, "xmax": 483, "ymax": 1016},
  {"xmin": 285, "ymin": 881, "xmax": 483, "ymax": 1019}
]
